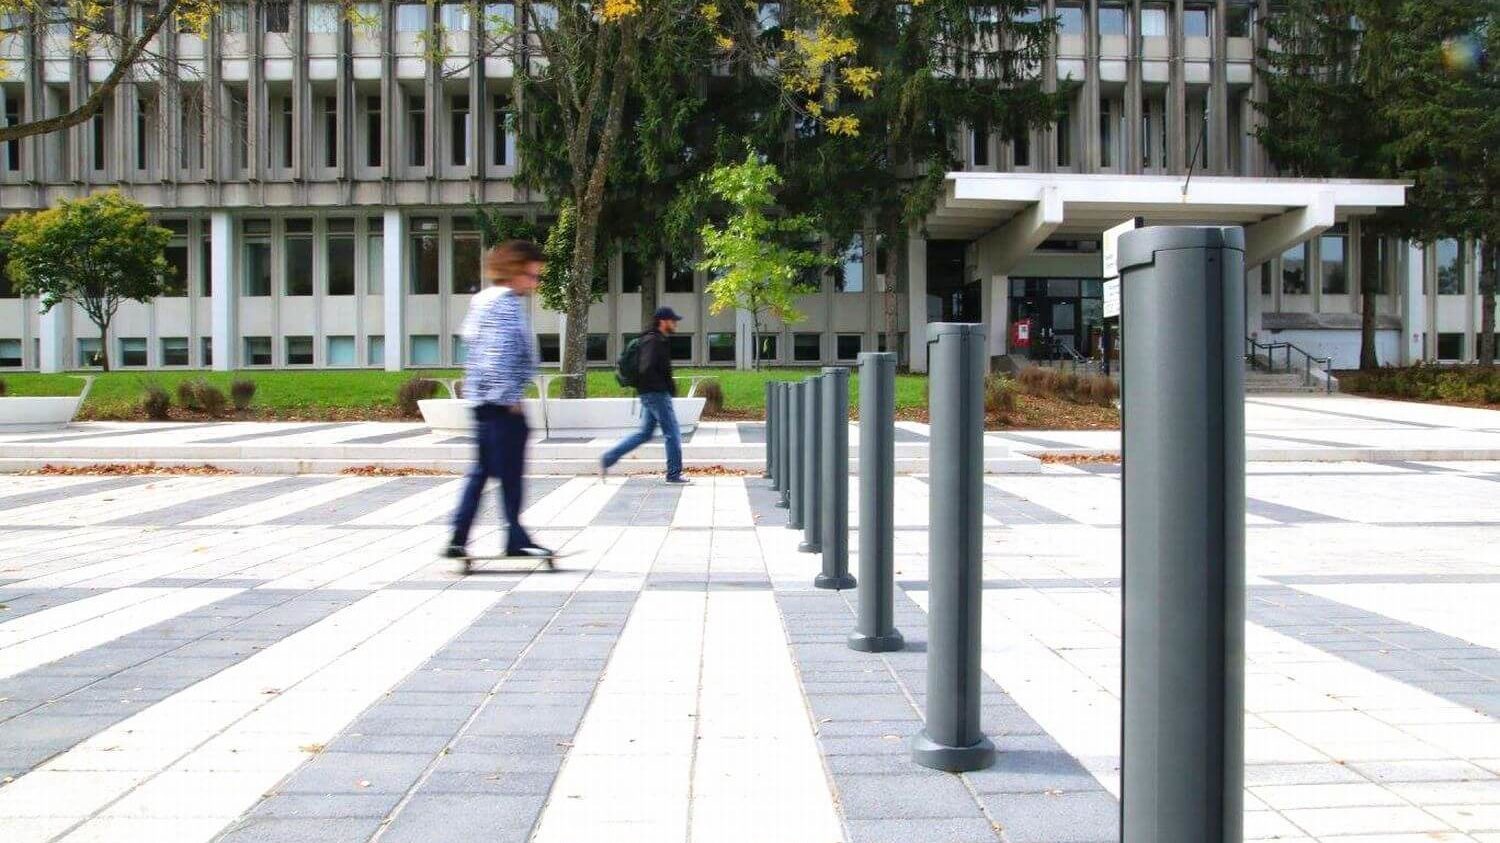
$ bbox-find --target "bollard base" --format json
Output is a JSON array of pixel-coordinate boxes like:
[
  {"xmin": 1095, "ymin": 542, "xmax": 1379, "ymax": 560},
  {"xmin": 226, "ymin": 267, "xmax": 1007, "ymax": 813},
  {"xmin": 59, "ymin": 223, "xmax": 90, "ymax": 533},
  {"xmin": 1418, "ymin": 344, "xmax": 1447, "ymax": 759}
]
[
  {"xmin": 814, "ymin": 572, "xmax": 857, "ymax": 590},
  {"xmin": 775, "ymin": 499, "xmax": 789, "ymax": 509},
  {"xmin": 909, "ymin": 731, "xmax": 996, "ymax": 773},
  {"xmin": 788, "ymin": 518, "xmax": 804, "ymax": 531},
  {"xmin": 797, "ymin": 541, "xmax": 822, "ymax": 554},
  {"xmin": 847, "ymin": 629, "xmax": 905, "ymax": 653}
]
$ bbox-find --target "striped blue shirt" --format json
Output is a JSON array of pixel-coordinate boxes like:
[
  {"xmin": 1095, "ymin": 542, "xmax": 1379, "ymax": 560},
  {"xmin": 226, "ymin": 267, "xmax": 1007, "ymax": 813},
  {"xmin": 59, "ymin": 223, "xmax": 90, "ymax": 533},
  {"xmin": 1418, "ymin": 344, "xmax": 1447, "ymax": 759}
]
[{"xmin": 463, "ymin": 288, "xmax": 536, "ymax": 406}]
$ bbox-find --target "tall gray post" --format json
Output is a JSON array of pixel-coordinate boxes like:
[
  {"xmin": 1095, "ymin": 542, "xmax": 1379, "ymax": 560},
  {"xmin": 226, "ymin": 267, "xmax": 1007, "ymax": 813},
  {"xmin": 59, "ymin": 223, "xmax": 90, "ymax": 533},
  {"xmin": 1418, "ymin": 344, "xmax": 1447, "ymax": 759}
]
[
  {"xmin": 775, "ymin": 382, "xmax": 790, "ymax": 509},
  {"xmin": 1119, "ymin": 226, "xmax": 1245, "ymax": 843},
  {"xmin": 799, "ymin": 374, "xmax": 823, "ymax": 553},
  {"xmin": 788, "ymin": 381, "xmax": 805, "ymax": 530},
  {"xmin": 815, "ymin": 367, "xmax": 855, "ymax": 590},
  {"xmin": 763, "ymin": 381, "xmax": 775, "ymax": 479},
  {"xmin": 911, "ymin": 323, "xmax": 994, "ymax": 773},
  {"xmin": 849, "ymin": 352, "xmax": 903, "ymax": 652}
]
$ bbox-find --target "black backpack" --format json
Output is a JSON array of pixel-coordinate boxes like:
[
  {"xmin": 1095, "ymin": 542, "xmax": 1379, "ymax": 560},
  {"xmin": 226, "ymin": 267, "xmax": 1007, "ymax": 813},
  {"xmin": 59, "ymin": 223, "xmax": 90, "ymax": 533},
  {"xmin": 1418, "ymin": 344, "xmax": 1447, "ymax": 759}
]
[{"xmin": 615, "ymin": 336, "xmax": 643, "ymax": 388}]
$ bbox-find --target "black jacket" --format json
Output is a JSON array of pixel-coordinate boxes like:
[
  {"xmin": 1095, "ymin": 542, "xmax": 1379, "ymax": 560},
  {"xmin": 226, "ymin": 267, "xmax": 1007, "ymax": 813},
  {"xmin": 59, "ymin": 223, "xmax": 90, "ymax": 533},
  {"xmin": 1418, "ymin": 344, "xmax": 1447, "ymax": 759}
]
[{"xmin": 636, "ymin": 330, "xmax": 676, "ymax": 396}]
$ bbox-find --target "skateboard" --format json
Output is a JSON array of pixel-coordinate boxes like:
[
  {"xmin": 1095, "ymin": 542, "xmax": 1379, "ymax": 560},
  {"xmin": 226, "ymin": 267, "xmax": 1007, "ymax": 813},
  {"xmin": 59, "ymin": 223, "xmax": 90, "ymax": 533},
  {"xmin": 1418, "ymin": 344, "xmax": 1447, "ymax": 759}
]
[{"xmin": 453, "ymin": 550, "xmax": 571, "ymax": 575}]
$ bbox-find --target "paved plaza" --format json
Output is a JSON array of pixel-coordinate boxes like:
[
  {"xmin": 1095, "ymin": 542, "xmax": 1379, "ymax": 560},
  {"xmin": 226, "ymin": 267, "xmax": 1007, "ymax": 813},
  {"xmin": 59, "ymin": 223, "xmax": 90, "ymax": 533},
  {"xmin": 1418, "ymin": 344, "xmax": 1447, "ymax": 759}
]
[{"xmin": 2, "ymin": 441, "xmax": 1500, "ymax": 842}]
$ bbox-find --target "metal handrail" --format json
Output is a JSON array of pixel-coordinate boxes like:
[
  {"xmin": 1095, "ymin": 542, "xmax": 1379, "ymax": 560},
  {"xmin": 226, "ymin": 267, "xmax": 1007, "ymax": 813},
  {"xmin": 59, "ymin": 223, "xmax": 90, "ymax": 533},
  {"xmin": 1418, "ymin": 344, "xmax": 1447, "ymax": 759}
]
[
  {"xmin": 1050, "ymin": 338, "xmax": 1102, "ymax": 375},
  {"xmin": 1244, "ymin": 338, "xmax": 1334, "ymax": 394},
  {"xmin": 533, "ymin": 373, "xmax": 583, "ymax": 438}
]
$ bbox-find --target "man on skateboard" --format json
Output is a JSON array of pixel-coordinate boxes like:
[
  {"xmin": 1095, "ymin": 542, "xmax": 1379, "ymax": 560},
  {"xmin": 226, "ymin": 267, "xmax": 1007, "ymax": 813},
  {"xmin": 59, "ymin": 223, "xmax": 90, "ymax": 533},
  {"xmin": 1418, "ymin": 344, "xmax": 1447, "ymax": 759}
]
[{"xmin": 444, "ymin": 240, "xmax": 555, "ymax": 565}]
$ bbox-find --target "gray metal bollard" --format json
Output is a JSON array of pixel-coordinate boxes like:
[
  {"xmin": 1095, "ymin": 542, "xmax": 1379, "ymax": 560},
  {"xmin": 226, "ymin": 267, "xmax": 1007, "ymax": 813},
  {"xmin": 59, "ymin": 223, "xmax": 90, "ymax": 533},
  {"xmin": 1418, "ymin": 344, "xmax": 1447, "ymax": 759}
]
[
  {"xmin": 849, "ymin": 352, "xmax": 903, "ymax": 652},
  {"xmin": 775, "ymin": 382, "xmax": 790, "ymax": 508},
  {"xmin": 1120, "ymin": 226, "xmax": 1245, "ymax": 843},
  {"xmin": 911, "ymin": 323, "xmax": 994, "ymax": 773},
  {"xmin": 763, "ymin": 381, "xmax": 774, "ymax": 479},
  {"xmin": 799, "ymin": 374, "xmax": 823, "ymax": 553},
  {"xmin": 815, "ymin": 367, "xmax": 855, "ymax": 590},
  {"xmin": 788, "ymin": 381, "xmax": 805, "ymax": 530}
]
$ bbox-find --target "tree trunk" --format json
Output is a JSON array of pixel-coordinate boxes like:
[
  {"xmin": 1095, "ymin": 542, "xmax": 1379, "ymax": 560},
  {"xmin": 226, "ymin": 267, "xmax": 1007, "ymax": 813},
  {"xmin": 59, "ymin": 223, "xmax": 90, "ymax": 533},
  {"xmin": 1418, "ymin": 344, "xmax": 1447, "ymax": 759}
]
[
  {"xmin": 1481, "ymin": 240, "xmax": 1497, "ymax": 367},
  {"xmin": 1359, "ymin": 275, "xmax": 1379, "ymax": 370},
  {"xmin": 640, "ymin": 262, "xmax": 658, "ymax": 335},
  {"xmin": 96, "ymin": 320, "xmax": 111, "ymax": 373},
  {"xmin": 561, "ymin": 217, "xmax": 600, "ymax": 399},
  {"xmin": 887, "ymin": 223, "xmax": 907, "ymax": 368}
]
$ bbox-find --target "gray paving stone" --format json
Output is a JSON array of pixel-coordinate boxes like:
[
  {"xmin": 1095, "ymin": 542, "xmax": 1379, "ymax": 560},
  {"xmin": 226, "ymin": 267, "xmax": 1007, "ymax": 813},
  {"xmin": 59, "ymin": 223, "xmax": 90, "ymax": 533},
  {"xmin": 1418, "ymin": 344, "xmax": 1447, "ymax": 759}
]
[
  {"xmin": 966, "ymin": 749, "xmax": 1104, "ymax": 794},
  {"xmin": 254, "ymin": 792, "xmax": 397, "ymax": 818},
  {"xmin": 836, "ymin": 773, "xmax": 988, "ymax": 820},
  {"xmin": 330, "ymin": 733, "xmax": 453, "ymax": 755},
  {"xmin": 277, "ymin": 752, "xmax": 432, "ymax": 794},
  {"xmin": 467, "ymin": 704, "xmax": 586, "ymax": 736},
  {"xmin": 1243, "ymin": 762, "xmax": 1366, "ymax": 786},
  {"xmin": 420, "ymin": 770, "xmax": 556, "ymax": 795},
  {"xmin": 380, "ymin": 793, "xmax": 544, "ymax": 839},
  {"xmin": 1347, "ymin": 759, "xmax": 1495, "ymax": 783},
  {"xmin": 807, "ymin": 694, "xmax": 918, "ymax": 721},
  {"xmin": 987, "ymin": 790, "xmax": 1119, "ymax": 843},
  {"xmin": 217, "ymin": 815, "xmax": 384, "ymax": 843},
  {"xmin": 845, "ymin": 817, "xmax": 1001, "ymax": 843}
]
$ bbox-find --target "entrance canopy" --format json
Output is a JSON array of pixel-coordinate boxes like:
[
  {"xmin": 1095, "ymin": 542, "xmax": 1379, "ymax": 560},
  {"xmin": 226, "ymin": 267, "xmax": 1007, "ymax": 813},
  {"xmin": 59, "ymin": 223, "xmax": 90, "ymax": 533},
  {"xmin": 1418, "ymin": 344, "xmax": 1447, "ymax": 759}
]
[{"xmin": 925, "ymin": 173, "xmax": 1408, "ymax": 271}]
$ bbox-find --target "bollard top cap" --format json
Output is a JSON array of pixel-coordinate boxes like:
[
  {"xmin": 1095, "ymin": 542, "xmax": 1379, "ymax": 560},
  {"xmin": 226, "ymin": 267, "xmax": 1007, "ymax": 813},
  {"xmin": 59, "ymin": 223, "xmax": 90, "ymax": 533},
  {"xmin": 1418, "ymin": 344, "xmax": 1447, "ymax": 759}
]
[
  {"xmin": 857, "ymin": 351, "xmax": 897, "ymax": 365},
  {"xmin": 821, "ymin": 366, "xmax": 850, "ymax": 376},
  {"xmin": 927, "ymin": 322, "xmax": 986, "ymax": 339},
  {"xmin": 1118, "ymin": 226, "xmax": 1244, "ymax": 273}
]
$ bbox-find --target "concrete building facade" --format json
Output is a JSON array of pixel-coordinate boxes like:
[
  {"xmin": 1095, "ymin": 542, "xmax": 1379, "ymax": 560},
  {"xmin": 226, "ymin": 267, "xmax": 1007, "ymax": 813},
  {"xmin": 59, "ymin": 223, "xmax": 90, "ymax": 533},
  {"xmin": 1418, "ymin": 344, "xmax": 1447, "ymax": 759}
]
[{"xmin": 0, "ymin": 1, "xmax": 1487, "ymax": 375}]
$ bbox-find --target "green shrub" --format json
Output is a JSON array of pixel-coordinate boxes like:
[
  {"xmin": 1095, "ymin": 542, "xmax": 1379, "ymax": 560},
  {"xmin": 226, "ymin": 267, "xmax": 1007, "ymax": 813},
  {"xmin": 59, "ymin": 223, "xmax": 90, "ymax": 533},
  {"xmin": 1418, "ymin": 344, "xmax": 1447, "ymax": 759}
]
[
  {"xmin": 696, "ymin": 377, "xmax": 726, "ymax": 415},
  {"xmin": 197, "ymin": 383, "xmax": 229, "ymax": 417},
  {"xmin": 176, "ymin": 380, "xmax": 203, "ymax": 411},
  {"xmin": 1081, "ymin": 375, "xmax": 1119, "ymax": 407},
  {"xmin": 984, "ymin": 374, "xmax": 1018, "ymax": 416},
  {"xmin": 1343, "ymin": 364, "xmax": 1500, "ymax": 406},
  {"xmin": 397, "ymin": 376, "xmax": 440, "ymax": 417},
  {"xmin": 141, "ymin": 385, "xmax": 171, "ymax": 420},
  {"xmin": 230, "ymin": 379, "xmax": 257, "ymax": 411}
]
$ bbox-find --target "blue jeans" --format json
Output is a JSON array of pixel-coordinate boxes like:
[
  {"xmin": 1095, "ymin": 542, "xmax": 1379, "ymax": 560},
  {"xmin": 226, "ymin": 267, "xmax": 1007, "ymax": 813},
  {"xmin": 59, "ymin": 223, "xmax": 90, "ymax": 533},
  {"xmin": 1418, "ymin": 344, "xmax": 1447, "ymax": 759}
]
[
  {"xmin": 450, "ymin": 404, "xmax": 533, "ymax": 553},
  {"xmin": 602, "ymin": 391, "xmax": 682, "ymax": 480}
]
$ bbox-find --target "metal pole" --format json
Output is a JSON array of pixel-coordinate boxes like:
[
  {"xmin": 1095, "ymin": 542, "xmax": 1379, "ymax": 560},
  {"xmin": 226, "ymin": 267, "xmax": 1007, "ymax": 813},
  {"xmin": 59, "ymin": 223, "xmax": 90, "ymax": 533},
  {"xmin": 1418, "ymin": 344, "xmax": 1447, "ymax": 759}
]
[
  {"xmin": 911, "ymin": 323, "xmax": 994, "ymax": 773},
  {"xmin": 799, "ymin": 374, "xmax": 823, "ymax": 553},
  {"xmin": 849, "ymin": 352, "xmax": 903, "ymax": 652},
  {"xmin": 788, "ymin": 381, "xmax": 804, "ymax": 530},
  {"xmin": 815, "ymin": 367, "xmax": 855, "ymax": 590},
  {"xmin": 1120, "ymin": 226, "xmax": 1245, "ymax": 843},
  {"xmin": 775, "ymin": 382, "xmax": 790, "ymax": 509},
  {"xmin": 763, "ymin": 380, "xmax": 774, "ymax": 479}
]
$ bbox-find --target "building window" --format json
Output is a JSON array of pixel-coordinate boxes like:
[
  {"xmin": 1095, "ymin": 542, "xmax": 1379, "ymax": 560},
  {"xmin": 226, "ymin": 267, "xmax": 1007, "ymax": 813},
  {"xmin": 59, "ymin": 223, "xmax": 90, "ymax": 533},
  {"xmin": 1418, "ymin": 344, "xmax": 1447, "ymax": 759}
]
[
  {"xmin": 308, "ymin": 3, "xmax": 341, "ymax": 32},
  {"xmin": 876, "ymin": 332, "xmax": 907, "ymax": 363},
  {"xmin": 1226, "ymin": 3, "xmax": 1252, "ymax": 37},
  {"xmin": 367, "ymin": 334, "xmax": 385, "ymax": 365},
  {"xmin": 242, "ymin": 221, "xmax": 272, "ymax": 297},
  {"xmin": 621, "ymin": 250, "xmax": 646, "ymax": 294},
  {"xmin": 328, "ymin": 226, "xmax": 356, "ymax": 295},
  {"xmin": 1281, "ymin": 243, "xmax": 1308, "ymax": 295},
  {"xmin": 838, "ymin": 235, "xmax": 864, "ymax": 292},
  {"xmin": 440, "ymin": 1, "xmax": 471, "ymax": 30},
  {"xmin": 707, "ymin": 333, "xmax": 735, "ymax": 363},
  {"xmin": 276, "ymin": 95, "xmax": 293, "ymax": 169},
  {"xmin": 539, "ymin": 334, "xmax": 561, "ymax": 364},
  {"xmin": 665, "ymin": 254, "xmax": 694, "ymax": 293},
  {"xmin": 668, "ymin": 334, "xmax": 693, "ymax": 362},
  {"xmin": 1055, "ymin": 100, "xmax": 1073, "ymax": 168},
  {"xmin": 365, "ymin": 95, "xmax": 383, "ymax": 167},
  {"xmin": 586, "ymin": 334, "xmax": 609, "ymax": 362},
  {"xmin": 453, "ymin": 230, "xmax": 483, "ymax": 294},
  {"xmin": 1183, "ymin": 6, "xmax": 1210, "ymax": 37},
  {"xmin": 162, "ymin": 244, "xmax": 189, "ymax": 297},
  {"xmin": 264, "ymin": 0, "xmax": 290, "ymax": 32},
  {"xmin": 1055, "ymin": 3, "xmax": 1084, "ymax": 34},
  {"xmin": 0, "ymin": 338, "xmax": 22, "ymax": 367},
  {"xmin": 92, "ymin": 110, "xmax": 106, "ymax": 171},
  {"xmin": 1099, "ymin": 98, "xmax": 1113, "ymax": 168},
  {"xmin": 971, "ymin": 123, "xmax": 989, "ymax": 167},
  {"xmin": 1013, "ymin": 132, "xmax": 1030, "ymax": 168},
  {"xmin": 1098, "ymin": 3, "xmax": 1127, "ymax": 36},
  {"xmin": 78, "ymin": 338, "xmax": 103, "ymax": 368},
  {"xmin": 244, "ymin": 336, "xmax": 273, "ymax": 366},
  {"xmin": 135, "ymin": 92, "xmax": 154, "ymax": 172},
  {"xmin": 285, "ymin": 336, "xmax": 314, "ymax": 365},
  {"xmin": 201, "ymin": 337, "xmax": 212, "ymax": 367},
  {"xmin": 280, "ymin": 221, "xmax": 313, "ymax": 296},
  {"xmin": 368, "ymin": 233, "xmax": 385, "ymax": 294},
  {"xmin": 1141, "ymin": 4, "xmax": 1168, "ymax": 37},
  {"xmin": 3, "ymin": 93, "xmax": 20, "ymax": 172},
  {"xmin": 407, "ymin": 94, "xmax": 426, "ymax": 167},
  {"xmin": 323, "ymin": 96, "xmax": 338, "ymax": 168},
  {"xmin": 1320, "ymin": 233, "xmax": 1347, "ymax": 295},
  {"xmin": 410, "ymin": 218, "xmax": 439, "ymax": 294},
  {"xmin": 836, "ymin": 334, "xmax": 862, "ymax": 361},
  {"xmin": 793, "ymin": 333, "xmax": 821, "ymax": 362},
  {"xmin": 153, "ymin": 336, "xmax": 187, "ymax": 367},
  {"xmin": 492, "ymin": 95, "xmax": 512, "ymax": 166},
  {"xmin": 324, "ymin": 336, "xmax": 355, "ymax": 365},
  {"xmin": 451, "ymin": 335, "xmax": 468, "ymax": 364},
  {"xmin": 1436, "ymin": 239, "xmax": 1463, "ymax": 295},
  {"xmin": 1360, "ymin": 235, "xmax": 1387, "ymax": 295},
  {"xmin": 200, "ymin": 235, "xmax": 213, "ymax": 296},
  {"xmin": 396, "ymin": 1, "xmax": 428, "ymax": 31},
  {"xmin": 410, "ymin": 335, "xmax": 441, "ymax": 365},
  {"xmin": 228, "ymin": 90, "xmax": 249, "ymax": 173},
  {"xmin": 222, "ymin": 3, "xmax": 249, "ymax": 33},
  {"xmin": 756, "ymin": 334, "xmax": 778, "ymax": 362},
  {"xmin": 450, "ymin": 94, "xmax": 470, "ymax": 167},
  {"xmin": 1437, "ymin": 333, "xmax": 1464, "ymax": 361}
]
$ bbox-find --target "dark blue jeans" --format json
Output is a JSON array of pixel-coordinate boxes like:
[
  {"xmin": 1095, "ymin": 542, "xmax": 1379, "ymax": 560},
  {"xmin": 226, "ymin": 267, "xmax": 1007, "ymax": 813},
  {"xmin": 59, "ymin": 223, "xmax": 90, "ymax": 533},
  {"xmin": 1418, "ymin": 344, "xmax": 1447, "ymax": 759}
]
[
  {"xmin": 601, "ymin": 391, "xmax": 683, "ymax": 480},
  {"xmin": 450, "ymin": 404, "xmax": 533, "ymax": 553}
]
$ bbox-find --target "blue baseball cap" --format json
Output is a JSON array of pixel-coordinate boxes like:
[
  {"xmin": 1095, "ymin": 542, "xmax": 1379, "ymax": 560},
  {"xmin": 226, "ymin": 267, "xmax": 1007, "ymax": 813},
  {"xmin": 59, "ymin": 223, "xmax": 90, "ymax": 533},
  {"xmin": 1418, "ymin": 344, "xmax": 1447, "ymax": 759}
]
[{"xmin": 653, "ymin": 306, "xmax": 683, "ymax": 322}]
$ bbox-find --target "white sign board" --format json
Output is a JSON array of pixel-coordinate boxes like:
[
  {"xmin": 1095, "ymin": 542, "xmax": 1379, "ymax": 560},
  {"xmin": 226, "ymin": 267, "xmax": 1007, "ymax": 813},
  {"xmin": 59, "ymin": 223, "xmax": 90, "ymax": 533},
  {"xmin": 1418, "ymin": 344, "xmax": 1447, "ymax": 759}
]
[{"xmin": 1101, "ymin": 217, "xmax": 1141, "ymax": 320}]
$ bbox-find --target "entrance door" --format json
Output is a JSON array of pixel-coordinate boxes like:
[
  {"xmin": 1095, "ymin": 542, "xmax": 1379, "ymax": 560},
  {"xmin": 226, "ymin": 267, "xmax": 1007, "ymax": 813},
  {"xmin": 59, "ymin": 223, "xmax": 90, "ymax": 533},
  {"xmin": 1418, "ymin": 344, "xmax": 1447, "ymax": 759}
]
[{"xmin": 1050, "ymin": 300, "xmax": 1078, "ymax": 358}]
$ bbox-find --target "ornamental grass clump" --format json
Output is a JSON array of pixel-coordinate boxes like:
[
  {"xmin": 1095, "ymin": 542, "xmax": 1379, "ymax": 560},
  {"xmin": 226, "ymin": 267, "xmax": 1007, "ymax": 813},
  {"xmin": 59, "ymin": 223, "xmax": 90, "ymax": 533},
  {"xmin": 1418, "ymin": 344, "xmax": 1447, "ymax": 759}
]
[
  {"xmin": 141, "ymin": 385, "xmax": 171, "ymax": 420},
  {"xmin": 397, "ymin": 376, "xmax": 441, "ymax": 417},
  {"xmin": 230, "ymin": 379, "xmax": 257, "ymax": 411}
]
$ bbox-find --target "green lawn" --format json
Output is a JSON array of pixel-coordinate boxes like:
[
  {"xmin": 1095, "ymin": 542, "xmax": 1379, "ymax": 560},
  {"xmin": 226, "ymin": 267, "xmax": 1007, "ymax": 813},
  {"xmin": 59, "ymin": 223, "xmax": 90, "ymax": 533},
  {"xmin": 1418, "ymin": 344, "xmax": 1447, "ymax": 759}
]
[{"xmin": 0, "ymin": 368, "xmax": 929, "ymax": 420}]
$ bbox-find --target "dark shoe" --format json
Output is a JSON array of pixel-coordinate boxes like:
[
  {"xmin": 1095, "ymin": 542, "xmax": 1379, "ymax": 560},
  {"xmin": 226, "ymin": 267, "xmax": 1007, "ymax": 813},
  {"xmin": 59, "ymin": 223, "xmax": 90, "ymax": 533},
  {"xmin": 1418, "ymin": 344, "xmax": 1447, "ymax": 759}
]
[
  {"xmin": 664, "ymin": 476, "xmax": 691, "ymax": 485},
  {"xmin": 599, "ymin": 458, "xmax": 609, "ymax": 482},
  {"xmin": 442, "ymin": 544, "xmax": 467, "ymax": 559}
]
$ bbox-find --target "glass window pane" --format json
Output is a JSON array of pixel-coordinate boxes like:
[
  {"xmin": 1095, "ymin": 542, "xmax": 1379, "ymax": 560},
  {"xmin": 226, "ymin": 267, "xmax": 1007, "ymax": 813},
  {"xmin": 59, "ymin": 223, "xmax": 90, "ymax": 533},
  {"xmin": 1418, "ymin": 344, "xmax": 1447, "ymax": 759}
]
[
  {"xmin": 164, "ymin": 245, "xmax": 189, "ymax": 296},
  {"xmin": 1226, "ymin": 3, "xmax": 1251, "ymax": 37},
  {"xmin": 453, "ymin": 234, "xmax": 482, "ymax": 294},
  {"xmin": 1436, "ymin": 239, "xmax": 1463, "ymax": 294},
  {"xmin": 78, "ymin": 338, "xmax": 103, "ymax": 368},
  {"xmin": 441, "ymin": 1, "xmax": 471, "ymax": 30},
  {"xmin": 307, "ymin": 3, "xmax": 340, "ymax": 32},
  {"xmin": 201, "ymin": 337, "xmax": 213, "ymax": 366},
  {"xmin": 200, "ymin": 236, "xmax": 212, "ymax": 296},
  {"xmin": 244, "ymin": 336, "xmax": 272, "ymax": 366},
  {"xmin": 793, "ymin": 333, "xmax": 821, "ymax": 362},
  {"xmin": 1437, "ymin": 333, "xmax": 1463, "ymax": 360},
  {"xmin": 327, "ymin": 237, "xmax": 355, "ymax": 295},
  {"xmin": 119, "ymin": 338, "xmax": 147, "ymax": 367},
  {"xmin": 587, "ymin": 334, "xmax": 609, "ymax": 362},
  {"xmin": 665, "ymin": 254, "xmax": 694, "ymax": 293},
  {"xmin": 396, "ymin": 2, "xmax": 428, "ymax": 31},
  {"xmin": 838, "ymin": 235, "xmax": 864, "ymax": 293},
  {"xmin": 1098, "ymin": 4, "xmax": 1127, "ymax": 35},
  {"xmin": 243, "ymin": 242, "xmax": 271, "ymax": 296},
  {"xmin": 756, "ymin": 334, "xmax": 778, "ymax": 361},
  {"xmin": 708, "ymin": 333, "xmax": 735, "ymax": 362},
  {"xmin": 368, "ymin": 233, "xmax": 385, "ymax": 294},
  {"xmin": 452, "ymin": 335, "xmax": 467, "ymax": 364},
  {"xmin": 285, "ymin": 237, "xmax": 313, "ymax": 296},
  {"xmin": 1282, "ymin": 243, "xmax": 1308, "ymax": 294},
  {"xmin": 161, "ymin": 337, "xmax": 189, "ymax": 366},
  {"xmin": 621, "ymin": 251, "xmax": 645, "ymax": 294},
  {"xmin": 410, "ymin": 228, "xmax": 439, "ymax": 294},
  {"xmin": 836, "ymin": 334, "xmax": 862, "ymax": 361},
  {"xmin": 367, "ymin": 334, "xmax": 385, "ymax": 365},
  {"xmin": 0, "ymin": 338, "xmax": 24, "ymax": 367},
  {"xmin": 1141, "ymin": 5, "xmax": 1168, "ymax": 36},
  {"xmin": 1360, "ymin": 235, "xmax": 1386, "ymax": 295},
  {"xmin": 328, "ymin": 335, "xmax": 356, "ymax": 365},
  {"xmin": 1320, "ymin": 235, "xmax": 1347, "ymax": 295},
  {"xmin": 1183, "ymin": 7, "xmax": 1209, "ymax": 36},
  {"xmin": 1055, "ymin": 4, "xmax": 1084, "ymax": 34},
  {"xmin": 668, "ymin": 334, "xmax": 693, "ymax": 361},
  {"xmin": 410, "ymin": 335, "xmax": 440, "ymax": 365},
  {"xmin": 286, "ymin": 336, "xmax": 314, "ymax": 365},
  {"xmin": 538, "ymin": 334, "xmax": 560, "ymax": 364}
]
